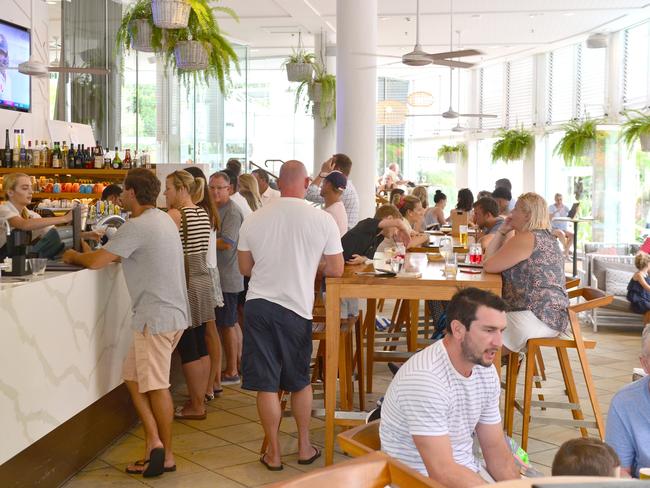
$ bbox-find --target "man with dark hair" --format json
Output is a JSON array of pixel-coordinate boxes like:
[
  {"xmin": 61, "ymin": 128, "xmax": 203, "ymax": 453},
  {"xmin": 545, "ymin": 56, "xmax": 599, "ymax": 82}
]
[
  {"xmin": 494, "ymin": 178, "xmax": 515, "ymax": 212},
  {"xmin": 491, "ymin": 186, "xmax": 512, "ymax": 216},
  {"xmin": 252, "ymin": 168, "xmax": 280, "ymax": 207},
  {"xmin": 63, "ymin": 168, "xmax": 189, "ymax": 478},
  {"xmin": 223, "ymin": 167, "xmax": 252, "ymax": 219},
  {"xmin": 473, "ymin": 197, "xmax": 505, "ymax": 250},
  {"xmin": 305, "ymin": 154, "xmax": 359, "ymax": 229},
  {"xmin": 380, "ymin": 288, "xmax": 519, "ymax": 486},
  {"xmin": 101, "ymin": 183, "xmax": 123, "ymax": 204},
  {"xmin": 551, "ymin": 437, "xmax": 620, "ymax": 477},
  {"xmin": 226, "ymin": 158, "xmax": 242, "ymax": 177}
]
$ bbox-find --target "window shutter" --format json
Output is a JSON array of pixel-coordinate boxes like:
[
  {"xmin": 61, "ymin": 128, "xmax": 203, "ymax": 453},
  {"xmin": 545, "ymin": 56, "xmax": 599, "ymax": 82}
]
[
  {"xmin": 479, "ymin": 64, "xmax": 504, "ymax": 130},
  {"xmin": 546, "ymin": 45, "xmax": 576, "ymax": 124},
  {"xmin": 579, "ymin": 44, "xmax": 607, "ymax": 117},
  {"xmin": 622, "ymin": 22, "xmax": 650, "ymax": 108},
  {"xmin": 506, "ymin": 57, "xmax": 534, "ymax": 128}
]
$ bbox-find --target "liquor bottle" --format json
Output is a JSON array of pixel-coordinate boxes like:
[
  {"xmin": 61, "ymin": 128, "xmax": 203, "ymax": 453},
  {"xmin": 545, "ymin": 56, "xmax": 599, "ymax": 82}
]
[
  {"xmin": 111, "ymin": 147, "xmax": 122, "ymax": 169},
  {"xmin": 75, "ymin": 144, "xmax": 84, "ymax": 169},
  {"xmin": 123, "ymin": 148, "xmax": 132, "ymax": 169},
  {"xmin": 85, "ymin": 146, "xmax": 93, "ymax": 169},
  {"xmin": 3, "ymin": 129, "xmax": 11, "ymax": 167},
  {"xmin": 60, "ymin": 141, "xmax": 68, "ymax": 169},
  {"xmin": 41, "ymin": 140, "xmax": 50, "ymax": 168},
  {"xmin": 12, "ymin": 130, "xmax": 20, "ymax": 166},
  {"xmin": 103, "ymin": 147, "xmax": 111, "ymax": 169},
  {"xmin": 32, "ymin": 140, "xmax": 40, "ymax": 167},
  {"xmin": 25, "ymin": 140, "xmax": 33, "ymax": 167},
  {"xmin": 94, "ymin": 142, "xmax": 104, "ymax": 169},
  {"xmin": 52, "ymin": 142, "xmax": 61, "ymax": 169},
  {"xmin": 68, "ymin": 143, "xmax": 76, "ymax": 169}
]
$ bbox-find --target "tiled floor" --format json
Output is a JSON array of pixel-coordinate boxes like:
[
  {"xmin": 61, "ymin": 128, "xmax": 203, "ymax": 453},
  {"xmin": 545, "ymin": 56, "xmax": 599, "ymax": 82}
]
[{"xmin": 62, "ymin": 319, "xmax": 646, "ymax": 487}]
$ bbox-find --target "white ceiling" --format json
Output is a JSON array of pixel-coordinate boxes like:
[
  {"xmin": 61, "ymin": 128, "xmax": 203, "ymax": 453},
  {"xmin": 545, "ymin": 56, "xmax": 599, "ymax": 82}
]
[{"xmin": 214, "ymin": 0, "xmax": 650, "ymax": 70}]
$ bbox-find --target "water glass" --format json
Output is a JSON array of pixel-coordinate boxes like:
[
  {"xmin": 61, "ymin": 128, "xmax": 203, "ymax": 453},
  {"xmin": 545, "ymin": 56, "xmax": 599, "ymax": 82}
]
[
  {"xmin": 439, "ymin": 236, "xmax": 453, "ymax": 260},
  {"xmin": 444, "ymin": 253, "xmax": 458, "ymax": 278},
  {"xmin": 28, "ymin": 258, "xmax": 48, "ymax": 278},
  {"xmin": 390, "ymin": 256, "xmax": 404, "ymax": 274}
]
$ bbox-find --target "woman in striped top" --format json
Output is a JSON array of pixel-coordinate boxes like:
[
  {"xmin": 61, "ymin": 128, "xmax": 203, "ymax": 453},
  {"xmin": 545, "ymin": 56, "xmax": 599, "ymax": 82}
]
[{"xmin": 165, "ymin": 170, "xmax": 216, "ymax": 420}]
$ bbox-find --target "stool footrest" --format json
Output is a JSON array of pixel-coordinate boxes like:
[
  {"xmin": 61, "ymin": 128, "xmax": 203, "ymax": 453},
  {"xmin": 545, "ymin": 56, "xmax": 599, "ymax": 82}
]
[
  {"xmin": 529, "ymin": 400, "xmax": 581, "ymax": 410},
  {"xmin": 530, "ymin": 417, "xmax": 598, "ymax": 429}
]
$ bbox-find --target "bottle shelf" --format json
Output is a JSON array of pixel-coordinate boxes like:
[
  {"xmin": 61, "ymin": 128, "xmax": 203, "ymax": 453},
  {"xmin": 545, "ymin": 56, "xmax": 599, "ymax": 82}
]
[
  {"xmin": 0, "ymin": 167, "xmax": 130, "ymax": 177},
  {"xmin": 32, "ymin": 192, "xmax": 102, "ymax": 199}
]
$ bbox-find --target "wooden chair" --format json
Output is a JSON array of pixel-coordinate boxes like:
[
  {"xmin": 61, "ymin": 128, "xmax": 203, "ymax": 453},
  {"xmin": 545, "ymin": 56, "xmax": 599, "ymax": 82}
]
[
  {"xmin": 337, "ymin": 420, "xmax": 380, "ymax": 457},
  {"xmin": 503, "ymin": 287, "xmax": 613, "ymax": 451},
  {"xmin": 265, "ymin": 451, "xmax": 444, "ymax": 488}
]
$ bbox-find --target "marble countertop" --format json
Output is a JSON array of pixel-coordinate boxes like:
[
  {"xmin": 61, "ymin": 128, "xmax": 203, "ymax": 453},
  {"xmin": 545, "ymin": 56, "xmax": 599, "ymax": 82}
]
[{"xmin": 0, "ymin": 270, "xmax": 71, "ymax": 290}]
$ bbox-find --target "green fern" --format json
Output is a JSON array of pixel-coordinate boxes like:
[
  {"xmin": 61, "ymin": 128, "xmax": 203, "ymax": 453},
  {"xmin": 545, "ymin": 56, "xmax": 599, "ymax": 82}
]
[
  {"xmin": 283, "ymin": 49, "xmax": 316, "ymax": 66},
  {"xmin": 437, "ymin": 144, "xmax": 467, "ymax": 161},
  {"xmin": 293, "ymin": 62, "xmax": 336, "ymax": 127},
  {"xmin": 491, "ymin": 127, "xmax": 534, "ymax": 162},
  {"xmin": 553, "ymin": 119, "xmax": 603, "ymax": 165},
  {"xmin": 620, "ymin": 110, "xmax": 650, "ymax": 151},
  {"xmin": 115, "ymin": 1, "xmax": 164, "ymax": 58}
]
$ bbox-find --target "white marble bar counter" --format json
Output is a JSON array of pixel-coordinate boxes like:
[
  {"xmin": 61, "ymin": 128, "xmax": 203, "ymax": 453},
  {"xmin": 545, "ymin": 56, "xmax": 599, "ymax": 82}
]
[{"xmin": 0, "ymin": 265, "xmax": 132, "ymax": 465}]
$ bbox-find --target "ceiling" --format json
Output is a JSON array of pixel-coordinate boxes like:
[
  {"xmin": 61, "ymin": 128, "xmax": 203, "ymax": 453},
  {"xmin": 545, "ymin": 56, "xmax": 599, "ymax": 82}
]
[{"xmin": 212, "ymin": 0, "xmax": 650, "ymax": 72}]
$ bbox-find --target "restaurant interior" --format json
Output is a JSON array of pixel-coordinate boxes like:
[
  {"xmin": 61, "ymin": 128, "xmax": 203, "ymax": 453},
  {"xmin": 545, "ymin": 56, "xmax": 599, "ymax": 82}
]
[{"xmin": 2, "ymin": 0, "xmax": 650, "ymax": 487}]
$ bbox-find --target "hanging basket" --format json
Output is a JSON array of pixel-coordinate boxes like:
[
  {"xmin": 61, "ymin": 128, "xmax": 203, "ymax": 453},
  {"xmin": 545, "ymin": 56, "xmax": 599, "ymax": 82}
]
[
  {"xmin": 308, "ymin": 82, "xmax": 322, "ymax": 103},
  {"xmin": 130, "ymin": 19, "xmax": 156, "ymax": 53},
  {"xmin": 640, "ymin": 133, "xmax": 650, "ymax": 152},
  {"xmin": 286, "ymin": 62, "xmax": 313, "ymax": 82},
  {"xmin": 174, "ymin": 41, "xmax": 209, "ymax": 71},
  {"xmin": 152, "ymin": 0, "xmax": 191, "ymax": 29},
  {"xmin": 443, "ymin": 152, "xmax": 460, "ymax": 164}
]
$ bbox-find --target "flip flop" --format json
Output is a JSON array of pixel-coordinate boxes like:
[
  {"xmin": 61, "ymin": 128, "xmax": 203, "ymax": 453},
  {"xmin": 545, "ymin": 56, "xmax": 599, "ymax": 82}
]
[
  {"xmin": 142, "ymin": 447, "xmax": 165, "ymax": 478},
  {"xmin": 125, "ymin": 459, "xmax": 177, "ymax": 474},
  {"xmin": 297, "ymin": 447, "xmax": 321, "ymax": 465},
  {"xmin": 174, "ymin": 406, "xmax": 207, "ymax": 420},
  {"xmin": 260, "ymin": 453, "xmax": 283, "ymax": 471}
]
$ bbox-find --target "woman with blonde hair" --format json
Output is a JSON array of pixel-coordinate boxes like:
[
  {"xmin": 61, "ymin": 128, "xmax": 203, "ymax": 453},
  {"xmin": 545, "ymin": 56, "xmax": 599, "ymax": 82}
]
[
  {"xmin": 237, "ymin": 174, "xmax": 262, "ymax": 212},
  {"xmin": 483, "ymin": 192, "xmax": 569, "ymax": 353},
  {"xmin": 164, "ymin": 170, "xmax": 215, "ymax": 419}
]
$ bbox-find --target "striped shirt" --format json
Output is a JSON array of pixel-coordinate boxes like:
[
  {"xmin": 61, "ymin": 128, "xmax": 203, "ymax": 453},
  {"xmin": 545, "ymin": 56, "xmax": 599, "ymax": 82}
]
[
  {"xmin": 380, "ymin": 340, "xmax": 501, "ymax": 475},
  {"xmin": 180, "ymin": 207, "xmax": 211, "ymax": 255}
]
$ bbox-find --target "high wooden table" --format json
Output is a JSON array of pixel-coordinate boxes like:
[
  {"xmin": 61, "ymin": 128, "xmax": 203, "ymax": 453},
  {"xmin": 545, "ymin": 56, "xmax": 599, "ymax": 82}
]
[
  {"xmin": 324, "ymin": 253, "xmax": 502, "ymax": 465},
  {"xmin": 552, "ymin": 217, "xmax": 594, "ymax": 277}
]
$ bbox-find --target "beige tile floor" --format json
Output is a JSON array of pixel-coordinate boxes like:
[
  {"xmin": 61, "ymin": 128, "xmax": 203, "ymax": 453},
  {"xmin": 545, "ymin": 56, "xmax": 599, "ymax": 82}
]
[{"xmin": 63, "ymin": 319, "xmax": 646, "ymax": 487}]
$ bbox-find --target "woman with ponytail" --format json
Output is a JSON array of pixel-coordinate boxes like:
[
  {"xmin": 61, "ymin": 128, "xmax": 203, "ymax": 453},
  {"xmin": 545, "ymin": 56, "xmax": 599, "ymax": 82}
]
[
  {"xmin": 164, "ymin": 170, "xmax": 215, "ymax": 420},
  {"xmin": 424, "ymin": 190, "xmax": 447, "ymax": 228}
]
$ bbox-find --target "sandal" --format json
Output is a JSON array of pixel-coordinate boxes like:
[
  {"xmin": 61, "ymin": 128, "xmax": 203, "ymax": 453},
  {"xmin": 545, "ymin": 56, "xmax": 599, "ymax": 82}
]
[
  {"xmin": 125, "ymin": 459, "xmax": 176, "ymax": 475},
  {"xmin": 260, "ymin": 453, "xmax": 283, "ymax": 471},
  {"xmin": 174, "ymin": 406, "xmax": 207, "ymax": 420},
  {"xmin": 297, "ymin": 447, "xmax": 321, "ymax": 465},
  {"xmin": 142, "ymin": 447, "xmax": 165, "ymax": 478}
]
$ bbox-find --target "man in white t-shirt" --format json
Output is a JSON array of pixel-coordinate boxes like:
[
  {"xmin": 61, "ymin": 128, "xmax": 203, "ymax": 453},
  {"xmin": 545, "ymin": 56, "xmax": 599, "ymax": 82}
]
[
  {"xmin": 238, "ymin": 160, "xmax": 344, "ymax": 471},
  {"xmin": 380, "ymin": 287, "xmax": 519, "ymax": 486},
  {"xmin": 321, "ymin": 170, "xmax": 348, "ymax": 237},
  {"xmin": 252, "ymin": 168, "xmax": 280, "ymax": 207}
]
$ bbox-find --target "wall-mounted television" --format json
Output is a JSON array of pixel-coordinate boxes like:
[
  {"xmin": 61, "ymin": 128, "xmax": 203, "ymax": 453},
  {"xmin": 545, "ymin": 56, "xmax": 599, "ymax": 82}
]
[{"xmin": 0, "ymin": 19, "xmax": 31, "ymax": 113}]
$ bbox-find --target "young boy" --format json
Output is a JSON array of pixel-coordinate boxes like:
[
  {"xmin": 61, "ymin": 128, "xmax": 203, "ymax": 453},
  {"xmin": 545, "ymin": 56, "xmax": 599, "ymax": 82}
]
[{"xmin": 551, "ymin": 437, "xmax": 621, "ymax": 477}]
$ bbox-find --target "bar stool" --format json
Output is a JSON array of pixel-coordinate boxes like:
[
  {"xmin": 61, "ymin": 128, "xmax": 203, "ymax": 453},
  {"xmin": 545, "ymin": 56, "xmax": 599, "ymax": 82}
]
[
  {"xmin": 503, "ymin": 287, "xmax": 613, "ymax": 451},
  {"xmin": 337, "ymin": 419, "xmax": 380, "ymax": 457}
]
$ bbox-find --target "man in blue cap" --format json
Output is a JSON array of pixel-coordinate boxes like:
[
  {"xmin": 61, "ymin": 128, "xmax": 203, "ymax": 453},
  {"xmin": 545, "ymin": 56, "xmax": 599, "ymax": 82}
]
[{"xmin": 320, "ymin": 170, "xmax": 348, "ymax": 237}]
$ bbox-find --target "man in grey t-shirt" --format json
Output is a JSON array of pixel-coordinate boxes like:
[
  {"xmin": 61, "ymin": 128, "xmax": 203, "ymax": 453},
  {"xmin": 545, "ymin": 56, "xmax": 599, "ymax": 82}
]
[
  {"xmin": 209, "ymin": 171, "xmax": 244, "ymax": 385},
  {"xmin": 64, "ymin": 169, "xmax": 188, "ymax": 478}
]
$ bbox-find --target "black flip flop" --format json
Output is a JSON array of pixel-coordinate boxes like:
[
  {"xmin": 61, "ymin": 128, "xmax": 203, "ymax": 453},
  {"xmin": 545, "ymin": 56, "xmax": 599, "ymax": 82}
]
[
  {"xmin": 260, "ymin": 454, "xmax": 283, "ymax": 471},
  {"xmin": 297, "ymin": 447, "xmax": 321, "ymax": 465},
  {"xmin": 125, "ymin": 459, "xmax": 176, "ymax": 475},
  {"xmin": 142, "ymin": 447, "xmax": 165, "ymax": 478}
]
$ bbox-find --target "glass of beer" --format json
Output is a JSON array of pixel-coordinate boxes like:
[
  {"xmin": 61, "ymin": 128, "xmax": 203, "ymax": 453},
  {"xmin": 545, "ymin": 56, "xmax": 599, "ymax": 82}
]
[{"xmin": 459, "ymin": 225, "xmax": 469, "ymax": 247}]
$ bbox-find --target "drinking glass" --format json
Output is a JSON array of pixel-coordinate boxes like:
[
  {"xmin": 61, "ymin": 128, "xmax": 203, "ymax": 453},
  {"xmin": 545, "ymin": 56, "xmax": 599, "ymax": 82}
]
[
  {"xmin": 459, "ymin": 225, "xmax": 469, "ymax": 247},
  {"xmin": 469, "ymin": 243, "xmax": 483, "ymax": 264},
  {"xmin": 390, "ymin": 255, "xmax": 404, "ymax": 274},
  {"xmin": 28, "ymin": 258, "xmax": 48, "ymax": 278},
  {"xmin": 439, "ymin": 236, "xmax": 453, "ymax": 261},
  {"xmin": 444, "ymin": 253, "xmax": 458, "ymax": 278}
]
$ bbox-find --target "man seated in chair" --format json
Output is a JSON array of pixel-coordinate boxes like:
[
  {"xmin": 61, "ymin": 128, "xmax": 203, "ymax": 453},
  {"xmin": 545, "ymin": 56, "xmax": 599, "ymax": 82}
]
[
  {"xmin": 380, "ymin": 288, "xmax": 519, "ymax": 486},
  {"xmin": 605, "ymin": 324, "xmax": 650, "ymax": 478}
]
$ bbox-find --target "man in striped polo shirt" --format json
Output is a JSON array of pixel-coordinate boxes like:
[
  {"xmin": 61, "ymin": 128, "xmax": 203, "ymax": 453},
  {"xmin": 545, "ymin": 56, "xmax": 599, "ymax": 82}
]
[{"xmin": 380, "ymin": 288, "xmax": 519, "ymax": 486}]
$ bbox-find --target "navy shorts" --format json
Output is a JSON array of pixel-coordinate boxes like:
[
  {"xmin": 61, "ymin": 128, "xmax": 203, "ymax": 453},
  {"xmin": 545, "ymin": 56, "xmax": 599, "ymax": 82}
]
[
  {"xmin": 241, "ymin": 299, "xmax": 312, "ymax": 393},
  {"xmin": 216, "ymin": 292, "xmax": 239, "ymax": 328},
  {"xmin": 175, "ymin": 324, "xmax": 208, "ymax": 364}
]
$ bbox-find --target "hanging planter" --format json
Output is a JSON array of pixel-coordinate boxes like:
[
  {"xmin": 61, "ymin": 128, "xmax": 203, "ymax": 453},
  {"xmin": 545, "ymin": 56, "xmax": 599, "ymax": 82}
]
[
  {"xmin": 152, "ymin": 0, "xmax": 191, "ymax": 29},
  {"xmin": 308, "ymin": 82, "xmax": 322, "ymax": 103},
  {"xmin": 620, "ymin": 110, "xmax": 650, "ymax": 152},
  {"xmin": 117, "ymin": 1, "xmax": 164, "ymax": 56},
  {"xmin": 286, "ymin": 61, "xmax": 314, "ymax": 83},
  {"xmin": 491, "ymin": 127, "xmax": 534, "ymax": 163},
  {"xmin": 294, "ymin": 63, "xmax": 335, "ymax": 127},
  {"xmin": 437, "ymin": 144, "xmax": 467, "ymax": 164},
  {"xmin": 174, "ymin": 40, "xmax": 209, "ymax": 70},
  {"xmin": 130, "ymin": 19, "xmax": 156, "ymax": 52},
  {"xmin": 554, "ymin": 119, "xmax": 603, "ymax": 165}
]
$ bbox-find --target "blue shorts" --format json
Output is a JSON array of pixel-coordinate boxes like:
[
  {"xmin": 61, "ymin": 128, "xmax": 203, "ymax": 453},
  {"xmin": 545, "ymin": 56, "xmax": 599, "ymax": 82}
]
[
  {"xmin": 216, "ymin": 292, "xmax": 239, "ymax": 328},
  {"xmin": 241, "ymin": 299, "xmax": 312, "ymax": 393}
]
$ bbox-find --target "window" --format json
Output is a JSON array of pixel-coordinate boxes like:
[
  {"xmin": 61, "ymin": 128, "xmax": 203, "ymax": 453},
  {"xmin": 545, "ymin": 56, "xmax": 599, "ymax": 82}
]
[
  {"xmin": 479, "ymin": 64, "xmax": 504, "ymax": 129},
  {"xmin": 622, "ymin": 22, "xmax": 650, "ymax": 108},
  {"xmin": 546, "ymin": 46, "xmax": 576, "ymax": 124},
  {"xmin": 580, "ymin": 44, "xmax": 607, "ymax": 118},
  {"xmin": 505, "ymin": 57, "xmax": 534, "ymax": 128},
  {"xmin": 376, "ymin": 77, "xmax": 408, "ymax": 175}
]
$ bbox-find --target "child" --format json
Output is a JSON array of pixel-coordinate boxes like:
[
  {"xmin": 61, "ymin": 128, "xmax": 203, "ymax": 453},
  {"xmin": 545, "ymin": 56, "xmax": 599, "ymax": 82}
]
[
  {"xmin": 627, "ymin": 252, "xmax": 650, "ymax": 314},
  {"xmin": 551, "ymin": 437, "xmax": 620, "ymax": 477}
]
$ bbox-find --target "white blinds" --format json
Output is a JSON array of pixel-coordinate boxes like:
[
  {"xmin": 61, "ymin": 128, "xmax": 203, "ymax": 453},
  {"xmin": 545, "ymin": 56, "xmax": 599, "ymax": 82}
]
[
  {"xmin": 622, "ymin": 22, "xmax": 650, "ymax": 108},
  {"xmin": 546, "ymin": 45, "xmax": 576, "ymax": 124},
  {"xmin": 579, "ymin": 45, "xmax": 607, "ymax": 118},
  {"xmin": 479, "ymin": 64, "xmax": 504, "ymax": 130},
  {"xmin": 506, "ymin": 57, "xmax": 534, "ymax": 128}
]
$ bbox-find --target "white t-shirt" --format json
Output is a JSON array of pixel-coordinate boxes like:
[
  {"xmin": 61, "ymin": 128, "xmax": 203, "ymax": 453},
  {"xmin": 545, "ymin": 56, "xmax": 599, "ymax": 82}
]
[
  {"xmin": 261, "ymin": 186, "xmax": 281, "ymax": 206},
  {"xmin": 380, "ymin": 340, "xmax": 501, "ymax": 476},
  {"xmin": 0, "ymin": 201, "xmax": 51, "ymax": 249},
  {"xmin": 231, "ymin": 192, "xmax": 253, "ymax": 219},
  {"xmin": 238, "ymin": 197, "xmax": 343, "ymax": 319},
  {"xmin": 324, "ymin": 201, "xmax": 348, "ymax": 237}
]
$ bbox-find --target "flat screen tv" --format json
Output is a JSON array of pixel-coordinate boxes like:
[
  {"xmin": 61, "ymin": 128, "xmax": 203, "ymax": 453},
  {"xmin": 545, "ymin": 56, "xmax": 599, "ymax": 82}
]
[{"xmin": 0, "ymin": 19, "xmax": 31, "ymax": 113}]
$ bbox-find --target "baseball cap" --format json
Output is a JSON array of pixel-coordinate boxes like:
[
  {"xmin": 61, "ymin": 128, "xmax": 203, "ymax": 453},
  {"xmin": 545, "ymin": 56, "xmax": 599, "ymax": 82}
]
[{"xmin": 324, "ymin": 170, "xmax": 347, "ymax": 191}]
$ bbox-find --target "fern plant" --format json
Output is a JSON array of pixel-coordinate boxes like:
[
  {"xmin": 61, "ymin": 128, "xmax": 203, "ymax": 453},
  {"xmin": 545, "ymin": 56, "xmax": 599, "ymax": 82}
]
[
  {"xmin": 437, "ymin": 144, "xmax": 467, "ymax": 162},
  {"xmin": 491, "ymin": 128, "xmax": 534, "ymax": 162},
  {"xmin": 554, "ymin": 118, "xmax": 603, "ymax": 165},
  {"xmin": 294, "ymin": 63, "xmax": 336, "ymax": 127},
  {"xmin": 620, "ymin": 110, "xmax": 650, "ymax": 151},
  {"xmin": 283, "ymin": 49, "xmax": 315, "ymax": 66},
  {"xmin": 116, "ymin": 0, "xmax": 164, "ymax": 55}
]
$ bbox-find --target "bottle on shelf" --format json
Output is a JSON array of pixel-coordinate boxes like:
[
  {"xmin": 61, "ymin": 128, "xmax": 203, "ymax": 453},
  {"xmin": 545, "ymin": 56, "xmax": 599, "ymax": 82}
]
[
  {"xmin": 41, "ymin": 140, "xmax": 50, "ymax": 168},
  {"xmin": 94, "ymin": 142, "xmax": 104, "ymax": 169},
  {"xmin": 25, "ymin": 140, "xmax": 33, "ymax": 167},
  {"xmin": 75, "ymin": 144, "xmax": 84, "ymax": 169},
  {"xmin": 12, "ymin": 130, "xmax": 20, "ymax": 166},
  {"xmin": 18, "ymin": 133, "xmax": 26, "ymax": 168},
  {"xmin": 3, "ymin": 129, "xmax": 11, "ymax": 168},
  {"xmin": 103, "ymin": 147, "xmax": 111, "ymax": 169},
  {"xmin": 84, "ymin": 145, "xmax": 93, "ymax": 169},
  {"xmin": 32, "ymin": 140, "xmax": 40, "ymax": 168},
  {"xmin": 51, "ymin": 141, "xmax": 61, "ymax": 169},
  {"xmin": 123, "ymin": 148, "xmax": 132, "ymax": 170},
  {"xmin": 111, "ymin": 147, "xmax": 122, "ymax": 169},
  {"xmin": 68, "ymin": 143, "xmax": 76, "ymax": 169},
  {"xmin": 61, "ymin": 141, "xmax": 68, "ymax": 169}
]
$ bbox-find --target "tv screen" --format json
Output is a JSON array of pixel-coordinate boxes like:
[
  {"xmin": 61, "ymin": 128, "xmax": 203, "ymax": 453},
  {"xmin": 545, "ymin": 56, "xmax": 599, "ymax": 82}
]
[{"xmin": 0, "ymin": 19, "xmax": 31, "ymax": 113}]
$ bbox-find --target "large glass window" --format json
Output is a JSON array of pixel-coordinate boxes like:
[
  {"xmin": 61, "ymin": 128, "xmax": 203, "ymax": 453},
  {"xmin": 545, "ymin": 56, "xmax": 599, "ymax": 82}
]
[{"xmin": 622, "ymin": 22, "xmax": 650, "ymax": 108}]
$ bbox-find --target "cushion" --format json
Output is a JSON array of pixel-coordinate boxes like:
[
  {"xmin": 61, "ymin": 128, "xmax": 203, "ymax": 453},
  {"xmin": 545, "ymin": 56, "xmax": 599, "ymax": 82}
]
[
  {"xmin": 605, "ymin": 268, "xmax": 634, "ymax": 296},
  {"xmin": 592, "ymin": 257, "xmax": 635, "ymax": 291}
]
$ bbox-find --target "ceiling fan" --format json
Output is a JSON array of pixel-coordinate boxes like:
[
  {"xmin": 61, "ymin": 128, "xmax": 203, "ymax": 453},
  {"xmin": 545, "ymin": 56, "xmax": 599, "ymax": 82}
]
[{"xmin": 363, "ymin": 0, "xmax": 482, "ymax": 69}]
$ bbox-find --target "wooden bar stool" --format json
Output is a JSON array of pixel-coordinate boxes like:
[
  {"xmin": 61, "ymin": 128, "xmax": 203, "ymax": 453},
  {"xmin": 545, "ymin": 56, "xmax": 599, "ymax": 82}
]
[
  {"xmin": 337, "ymin": 419, "xmax": 380, "ymax": 457},
  {"xmin": 503, "ymin": 287, "xmax": 613, "ymax": 451}
]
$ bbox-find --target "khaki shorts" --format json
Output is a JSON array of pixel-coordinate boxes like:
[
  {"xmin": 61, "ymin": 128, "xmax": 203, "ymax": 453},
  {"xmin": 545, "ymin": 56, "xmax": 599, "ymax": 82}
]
[{"xmin": 122, "ymin": 326, "xmax": 184, "ymax": 393}]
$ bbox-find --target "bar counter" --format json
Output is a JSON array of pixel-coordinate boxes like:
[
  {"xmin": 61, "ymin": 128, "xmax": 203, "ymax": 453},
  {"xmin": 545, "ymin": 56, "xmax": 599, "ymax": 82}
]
[{"xmin": 0, "ymin": 264, "xmax": 137, "ymax": 486}]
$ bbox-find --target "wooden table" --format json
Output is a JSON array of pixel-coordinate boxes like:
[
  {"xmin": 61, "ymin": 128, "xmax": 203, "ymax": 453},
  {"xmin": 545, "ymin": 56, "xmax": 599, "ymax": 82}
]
[
  {"xmin": 324, "ymin": 253, "xmax": 502, "ymax": 465},
  {"xmin": 410, "ymin": 234, "xmax": 469, "ymax": 254}
]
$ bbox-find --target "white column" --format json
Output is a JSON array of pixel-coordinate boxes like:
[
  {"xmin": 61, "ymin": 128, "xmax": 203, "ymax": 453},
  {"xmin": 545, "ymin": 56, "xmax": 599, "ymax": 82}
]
[
  {"xmin": 336, "ymin": 0, "xmax": 377, "ymax": 220},
  {"xmin": 313, "ymin": 32, "xmax": 336, "ymax": 175}
]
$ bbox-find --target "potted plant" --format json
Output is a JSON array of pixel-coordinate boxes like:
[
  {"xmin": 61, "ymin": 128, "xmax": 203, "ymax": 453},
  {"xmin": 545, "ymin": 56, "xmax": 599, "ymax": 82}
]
[
  {"xmin": 554, "ymin": 118, "xmax": 603, "ymax": 165},
  {"xmin": 283, "ymin": 49, "xmax": 315, "ymax": 82},
  {"xmin": 151, "ymin": 0, "xmax": 192, "ymax": 29},
  {"xmin": 437, "ymin": 144, "xmax": 467, "ymax": 164},
  {"xmin": 116, "ymin": 0, "xmax": 164, "ymax": 53},
  {"xmin": 294, "ymin": 63, "xmax": 336, "ymax": 127},
  {"xmin": 491, "ymin": 127, "xmax": 534, "ymax": 162},
  {"xmin": 620, "ymin": 110, "xmax": 650, "ymax": 152}
]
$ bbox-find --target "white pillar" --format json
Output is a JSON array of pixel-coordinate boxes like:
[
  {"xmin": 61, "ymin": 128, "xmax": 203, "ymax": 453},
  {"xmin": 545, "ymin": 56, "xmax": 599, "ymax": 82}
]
[
  {"xmin": 313, "ymin": 32, "xmax": 336, "ymax": 175},
  {"xmin": 336, "ymin": 0, "xmax": 377, "ymax": 220}
]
